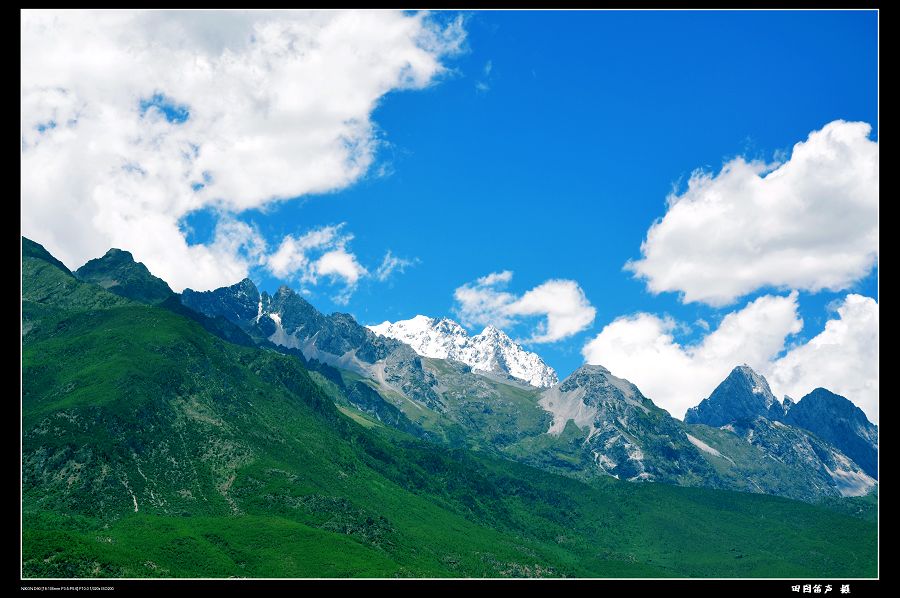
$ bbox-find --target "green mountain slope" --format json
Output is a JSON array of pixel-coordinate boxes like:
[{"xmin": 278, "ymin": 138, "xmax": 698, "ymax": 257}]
[
  {"xmin": 685, "ymin": 421, "xmax": 874, "ymax": 502},
  {"xmin": 22, "ymin": 238, "xmax": 878, "ymax": 578},
  {"xmin": 75, "ymin": 248, "xmax": 174, "ymax": 304},
  {"xmin": 178, "ymin": 277, "xmax": 877, "ymax": 503},
  {"xmin": 23, "ymin": 238, "xmax": 129, "ymax": 314}
]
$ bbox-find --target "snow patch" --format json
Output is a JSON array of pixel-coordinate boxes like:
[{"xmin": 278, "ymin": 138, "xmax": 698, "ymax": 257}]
[
  {"xmin": 825, "ymin": 452, "xmax": 876, "ymax": 497},
  {"xmin": 368, "ymin": 315, "xmax": 558, "ymax": 387},
  {"xmin": 267, "ymin": 312, "xmax": 303, "ymax": 350},
  {"xmin": 825, "ymin": 466, "xmax": 876, "ymax": 497},
  {"xmin": 686, "ymin": 433, "xmax": 722, "ymax": 457},
  {"xmin": 687, "ymin": 433, "xmax": 736, "ymax": 465}
]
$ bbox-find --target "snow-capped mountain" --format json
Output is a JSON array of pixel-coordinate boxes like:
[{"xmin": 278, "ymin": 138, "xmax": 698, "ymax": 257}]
[{"xmin": 367, "ymin": 315, "xmax": 558, "ymax": 388}]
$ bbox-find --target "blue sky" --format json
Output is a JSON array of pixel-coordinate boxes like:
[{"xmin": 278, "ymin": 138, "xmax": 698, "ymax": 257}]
[
  {"xmin": 238, "ymin": 10, "xmax": 877, "ymax": 376},
  {"xmin": 23, "ymin": 10, "xmax": 878, "ymax": 419}
]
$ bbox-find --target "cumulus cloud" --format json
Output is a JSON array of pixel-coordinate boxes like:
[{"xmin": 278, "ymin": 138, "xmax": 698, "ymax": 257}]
[
  {"xmin": 315, "ymin": 249, "xmax": 367, "ymax": 285},
  {"xmin": 582, "ymin": 293, "xmax": 803, "ymax": 419},
  {"xmin": 627, "ymin": 120, "xmax": 878, "ymax": 306},
  {"xmin": 454, "ymin": 272, "xmax": 517, "ymax": 329},
  {"xmin": 768, "ymin": 294, "xmax": 878, "ymax": 423},
  {"xmin": 375, "ymin": 250, "xmax": 418, "ymax": 281},
  {"xmin": 21, "ymin": 10, "xmax": 464, "ymax": 292},
  {"xmin": 476, "ymin": 270, "xmax": 512, "ymax": 286},
  {"xmin": 267, "ymin": 225, "xmax": 343, "ymax": 279},
  {"xmin": 315, "ymin": 249, "xmax": 368, "ymax": 305},
  {"xmin": 265, "ymin": 223, "xmax": 370, "ymax": 303},
  {"xmin": 582, "ymin": 292, "xmax": 878, "ymax": 423},
  {"xmin": 454, "ymin": 271, "xmax": 596, "ymax": 343},
  {"xmin": 506, "ymin": 281, "xmax": 597, "ymax": 343}
]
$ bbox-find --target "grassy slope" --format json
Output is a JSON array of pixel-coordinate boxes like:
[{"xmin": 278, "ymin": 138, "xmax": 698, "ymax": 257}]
[
  {"xmin": 22, "ymin": 243, "xmax": 877, "ymax": 578},
  {"xmin": 366, "ymin": 356, "xmax": 559, "ymax": 456},
  {"xmin": 74, "ymin": 249, "xmax": 173, "ymax": 305}
]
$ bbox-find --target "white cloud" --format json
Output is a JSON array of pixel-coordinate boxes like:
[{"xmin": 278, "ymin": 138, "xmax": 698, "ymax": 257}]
[
  {"xmin": 265, "ymin": 223, "xmax": 372, "ymax": 302},
  {"xmin": 375, "ymin": 250, "xmax": 417, "ymax": 281},
  {"xmin": 476, "ymin": 270, "xmax": 512, "ymax": 286},
  {"xmin": 454, "ymin": 271, "xmax": 596, "ymax": 343},
  {"xmin": 627, "ymin": 120, "xmax": 878, "ymax": 306},
  {"xmin": 475, "ymin": 59, "xmax": 492, "ymax": 92},
  {"xmin": 768, "ymin": 294, "xmax": 878, "ymax": 423},
  {"xmin": 315, "ymin": 249, "xmax": 367, "ymax": 285},
  {"xmin": 267, "ymin": 225, "xmax": 343, "ymax": 279},
  {"xmin": 315, "ymin": 248, "xmax": 367, "ymax": 305},
  {"xmin": 507, "ymin": 281, "xmax": 597, "ymax": 343},
  {"xmin": 582, "ymin": 292, "xmax": 878, "ymax": 423},
  {"xmin": 582, "ymin": 293, "xmax": 803, "ymax": 419},
  {"xmin": 454, "ymin": 271, "xmax": 517, "ymax": 329},
  {"xmin": 21, "ymin": 10, "xmax": 464, "ymax": 292}
]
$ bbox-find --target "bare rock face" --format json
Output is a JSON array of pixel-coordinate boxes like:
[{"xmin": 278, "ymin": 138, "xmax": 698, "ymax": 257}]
[
  {"xmin": 181, "ymin": 280, "xmax": 441, "ymax": 410},
  {"xmin": 682, "ymin": 366, "xmax": 877, "ymax": 499},
  {"xmin": 785, "ymin": 388, "xmax": 878, "ymax": 479},
  {"xmin": 684, "ymin": 365, "xmax": 778, "ymax": 426},
  {"xmin": 540, "ymin": 365, "xmax": 718, "ymax": 485}
]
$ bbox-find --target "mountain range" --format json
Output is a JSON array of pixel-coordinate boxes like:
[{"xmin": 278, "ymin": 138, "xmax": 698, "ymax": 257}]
[
  {"xmin": 21, "ymin": 237, "xmax": 878, "ymax": 577},
  {"xmin": 686, "ymin": 365, "xmax": 878, "ymax": 482},
  {"xmin": 176, "ymin": 262, "xmax": 877, "ymax": 501},
  {"xmin": 368, "ymin": 315, "xmax": 558, "ymax": 387}
]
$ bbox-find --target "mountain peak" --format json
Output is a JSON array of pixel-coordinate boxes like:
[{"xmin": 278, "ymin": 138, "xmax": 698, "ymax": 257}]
[
  {"xmin": 23, "ymin": 236, "xmax": 74, "ymax": 276},
  {"xmin": 572, "ymin": 363, "xmax": 612, "ymax": 376},
  {"xmin": 541, "ymin": 364, "xmax": 708, "ymax": 483},
  {"xmin": 367, "ymin": 315, "xmax": 558, "ymax": 387},
  {"xmin": 230, "ymin": 277, "xmax": 260, "ymax": 299},
  {"xmin": 784, "ymin": 387, "xmax": 878, "ymax": 479},
  {"xmin": 181, "ymin": 276, "xmax": 262, "ymax": 329},
  {"xmin": 477, "ymin": 325, "xmax": 517, "ymax": 345},
  {"xmin": 558, "ymin": 364, "xmax": 637, "ymax": 398},
  {"xmin": 102, "ymin": 247, "xmax": 133, "ymax": 260},
  {"xmin": 75, "ymin": 247, "xmax": 173, "ymax": 304},
  {"xmin": 807, "ymin": 387, "xmax": 860, "ymax": 405},
  {"xmin": 684, "ymin": 364, "xmax": 778, "ymax": 426},
  {"xmin": 731, "ymin": 364, "xmax": 774, "ymax": 396}
]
